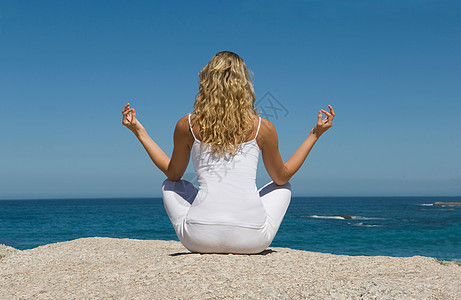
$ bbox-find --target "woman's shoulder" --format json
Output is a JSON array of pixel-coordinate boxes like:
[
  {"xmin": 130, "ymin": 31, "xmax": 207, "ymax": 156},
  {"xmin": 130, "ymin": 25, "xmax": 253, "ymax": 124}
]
[
  {"xmin": 175, "ymin": 115, "xmax": 190, "ymax": 128},
  {"xmin": 176, "ymin": 114, "xmax": 200, "ymax": 143},
  {"xmin": 258, "ymin": 116, "xmax": 276, "ymax": 135},
  {"xmin": 173, "ymin": 115, "xmax": 194, "ymax": 138},
  {"xmin": 255, "ymin": 116, "xmax": 277, "ymax": 149}
]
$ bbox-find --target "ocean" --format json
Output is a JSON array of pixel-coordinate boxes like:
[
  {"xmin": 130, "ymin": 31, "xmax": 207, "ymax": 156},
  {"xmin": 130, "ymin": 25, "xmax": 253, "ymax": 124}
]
[{"xmin": 1, "ymin": 197, "xmax": 460, "ymax": 261}]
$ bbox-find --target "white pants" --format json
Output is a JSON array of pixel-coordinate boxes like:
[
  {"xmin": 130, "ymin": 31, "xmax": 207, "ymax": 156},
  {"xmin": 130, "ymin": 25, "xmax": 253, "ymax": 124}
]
[{"xmin": 162, "ymin": 179, "xmax": 291, "ymax": 254}]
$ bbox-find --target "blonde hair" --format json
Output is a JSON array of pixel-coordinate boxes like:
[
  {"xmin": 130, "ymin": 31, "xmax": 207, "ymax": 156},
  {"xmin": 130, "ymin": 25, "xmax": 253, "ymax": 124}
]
[{"xmin": 193, "ymin": 51, "xmax": 257, "ymax": 155}]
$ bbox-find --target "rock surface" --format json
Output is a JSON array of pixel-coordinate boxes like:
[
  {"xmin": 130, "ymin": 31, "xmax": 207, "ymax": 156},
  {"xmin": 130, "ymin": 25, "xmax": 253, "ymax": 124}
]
[
  {"xmin": 1, "ymin": 237, "xmax": 460, "ymax": 299},
  {"xmin": 0, "ymin": 244, "xmax": 19, "ymax": 260}
]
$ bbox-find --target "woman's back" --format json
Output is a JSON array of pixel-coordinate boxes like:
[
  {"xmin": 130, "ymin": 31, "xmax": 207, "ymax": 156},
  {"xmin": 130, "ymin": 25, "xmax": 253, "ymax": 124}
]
[
  {"xmin": 186, "ymin": 114, "xmax": 267, "ymax": 228},
  {"xmin": 122, "ymin": 50, "xmax": 334, "ymax": 253}
]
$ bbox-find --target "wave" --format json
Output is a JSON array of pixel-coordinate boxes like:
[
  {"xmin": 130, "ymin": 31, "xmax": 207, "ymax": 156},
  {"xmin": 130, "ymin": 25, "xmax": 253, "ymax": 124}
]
[
  {"xmin": 307, "ymin": 215, "xmax": 346, "ymax": 220},
  {"xmin": 417, "ymin": 203, "xmax": 434, "ymax": 206},
  {"xmin": 353, "ymin": 216, "xmax": 386, "ymax": 220},
  {"xmin": 305, "ymin": 215, "xmax": 384, "ymax": 220},
  {"xmin": 349, "ymin": 222, "xmax": 384, "ymax": 228}
]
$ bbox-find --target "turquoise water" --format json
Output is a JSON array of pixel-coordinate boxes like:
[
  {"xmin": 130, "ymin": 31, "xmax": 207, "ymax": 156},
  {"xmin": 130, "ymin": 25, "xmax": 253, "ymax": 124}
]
[{"xmin": 0, "ymin": 197, "xmax": 460, "ymax": 261}]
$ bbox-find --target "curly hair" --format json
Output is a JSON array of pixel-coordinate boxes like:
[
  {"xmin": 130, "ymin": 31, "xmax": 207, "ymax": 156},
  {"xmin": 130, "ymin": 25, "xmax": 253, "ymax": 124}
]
[{"xmin": 193, "ymin": 51, "xmax": 257, "ymax": 156}]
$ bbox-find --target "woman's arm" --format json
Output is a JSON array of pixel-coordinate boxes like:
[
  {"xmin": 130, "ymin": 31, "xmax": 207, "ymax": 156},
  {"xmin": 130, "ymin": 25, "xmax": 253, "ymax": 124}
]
[
  {"xmin": 122, "ymin": 103, "xmax": 191, "ymax": 181},
  {"xmin": 260, "ymin": 105, "xmax": 335, "ymax": 185}
]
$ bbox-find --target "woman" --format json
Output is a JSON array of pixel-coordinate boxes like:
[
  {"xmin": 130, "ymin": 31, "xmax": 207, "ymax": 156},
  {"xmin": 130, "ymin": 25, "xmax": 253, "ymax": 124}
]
[{"xmin": 122, "ymin": 51, "xmax": 334, "ymax": 254}]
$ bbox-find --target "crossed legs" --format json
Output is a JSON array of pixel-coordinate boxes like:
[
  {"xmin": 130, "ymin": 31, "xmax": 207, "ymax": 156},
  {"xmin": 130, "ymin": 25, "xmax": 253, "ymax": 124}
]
[{"xmin": 162, "ymin": 179, "xmax": 291, "ymax": 253}]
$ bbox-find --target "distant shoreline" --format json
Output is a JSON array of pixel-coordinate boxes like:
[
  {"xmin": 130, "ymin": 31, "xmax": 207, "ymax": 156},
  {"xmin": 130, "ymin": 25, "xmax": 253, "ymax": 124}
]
[{"xmin": 434, "ymin": 202, "xmax": 461, "ymax": 206}]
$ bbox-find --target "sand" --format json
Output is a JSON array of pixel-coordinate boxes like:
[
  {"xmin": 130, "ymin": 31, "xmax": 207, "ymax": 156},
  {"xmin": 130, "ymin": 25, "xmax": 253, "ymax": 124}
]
[{"xmin": 1, "ymin": 237, "xmax": 460, "ymax": 299}]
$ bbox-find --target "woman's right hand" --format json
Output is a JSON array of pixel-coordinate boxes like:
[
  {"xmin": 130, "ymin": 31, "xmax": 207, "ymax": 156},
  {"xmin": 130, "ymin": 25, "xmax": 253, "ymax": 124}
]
[{"xmin": 122, "ymin": 103, "xmax": 143, "ymax": 133}]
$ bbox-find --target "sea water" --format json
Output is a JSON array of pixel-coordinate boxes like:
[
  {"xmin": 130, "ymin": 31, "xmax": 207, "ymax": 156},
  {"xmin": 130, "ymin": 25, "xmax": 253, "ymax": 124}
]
[{"xmin": 0, "ymin": 197, "xmax": 460, "ymax": 261}]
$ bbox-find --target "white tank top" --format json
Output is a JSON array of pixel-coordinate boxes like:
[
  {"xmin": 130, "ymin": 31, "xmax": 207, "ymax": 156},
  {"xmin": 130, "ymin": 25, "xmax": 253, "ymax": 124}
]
[{"xmin": 185, "ymin": 114, "xmax": 267, "ymax": 228}]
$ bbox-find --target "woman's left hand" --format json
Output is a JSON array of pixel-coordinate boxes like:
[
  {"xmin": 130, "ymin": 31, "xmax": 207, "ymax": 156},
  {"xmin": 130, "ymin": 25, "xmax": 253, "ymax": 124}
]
[{"xmin": 312, "ymin": 105, "xmax": 335, "ymax": 138}]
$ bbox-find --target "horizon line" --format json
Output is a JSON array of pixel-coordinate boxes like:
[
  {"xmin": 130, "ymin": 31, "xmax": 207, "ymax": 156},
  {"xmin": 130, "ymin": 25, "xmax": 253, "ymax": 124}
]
[{"xmin": 1, "ymin": 195, "xmax": 460, "ymax": 201}]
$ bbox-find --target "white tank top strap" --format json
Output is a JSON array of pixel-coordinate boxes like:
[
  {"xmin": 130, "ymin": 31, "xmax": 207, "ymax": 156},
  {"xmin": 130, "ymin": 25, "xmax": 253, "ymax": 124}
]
[
  {"xmin": 188, "ymin": 113, "xmax": 198, "ymax": 141},
  {"xmin": 255, "ymin": 116, "xmax": 262, "ymax": 139}
]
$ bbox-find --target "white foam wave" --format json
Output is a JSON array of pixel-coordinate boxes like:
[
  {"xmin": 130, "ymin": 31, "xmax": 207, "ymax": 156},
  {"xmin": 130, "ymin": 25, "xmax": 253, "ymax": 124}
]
[
  {"xmin": 417, "ymin": 203, "xmax": 433, "ymax": 206},
  {"xmin": 306, "ymin": 215, "xmax": 384, "ymax": 220},
  {"xmin": 308, "ymin": 215, "xmax": 345, "ymax": 220}
]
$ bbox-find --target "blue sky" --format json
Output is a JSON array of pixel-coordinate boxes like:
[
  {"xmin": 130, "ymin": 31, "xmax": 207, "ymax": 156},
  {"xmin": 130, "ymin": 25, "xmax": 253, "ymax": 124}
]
[{"xmin": 1, "ymin": 0, "xmax": 460, "ymax": 199}]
